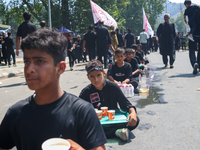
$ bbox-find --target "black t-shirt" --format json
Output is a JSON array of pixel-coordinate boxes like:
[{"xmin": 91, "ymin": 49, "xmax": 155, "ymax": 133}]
[
  {"xmin": 125, "ymin": 33, "xmax": 135, "ymax": 48},
  {"xmin": 5, "ymin": 37, "xmax": 14, "ymax": 52},
  {"xmin": 1, "ymin": 37, "xmax": 6, "ymax": 50},
  {"xmin": 79, "ymin": 79, "xmax": 136, "ymax": 112},
  {"xmin": 0, "ymin": 92, "xmax": 107, "ymax": 150},
  {"xmin": 184, "ymin": 5, "xmax": 199, "ymax": 20},
  {"xmin": 136, "ymin": 51, "xmax": 144, "ymax": 62},
  {"xmin": 134, "ymin": 55, "xmax": 141, "ymax": 64},
  {"xmin": 84, "ymin": 31, "xmax": 96, "ymax": 48},
  {"xmin": 124, "ymin": 58, "xmax": 139, "ymax": 72},
  {"xmin": 17, "ymin": 21, "xmax": 37, "ymax": 39},
  {"xmin": 107, "ymin": 62, "xmax": 132, "ymax": 82}
]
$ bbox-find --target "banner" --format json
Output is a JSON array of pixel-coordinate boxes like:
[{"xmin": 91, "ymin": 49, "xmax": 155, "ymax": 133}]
[
  {"xmin": 90, "ymin": 0, "xmax": 117, "ymax": 29},
  {"xmin": 143, "ymin": 7, "xmax": 154, "ymax": 38}
]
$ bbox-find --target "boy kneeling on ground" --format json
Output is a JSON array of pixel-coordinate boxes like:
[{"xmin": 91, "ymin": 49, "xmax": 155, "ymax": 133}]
[{"xmin": 79, "ymin": 59, "xmax": 139, "ymax": 141}]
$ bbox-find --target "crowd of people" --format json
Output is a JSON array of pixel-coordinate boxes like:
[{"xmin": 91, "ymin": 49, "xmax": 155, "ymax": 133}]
[{"xmin": 0, "ymin": 0, "xmax": 200, "ymax": 149}]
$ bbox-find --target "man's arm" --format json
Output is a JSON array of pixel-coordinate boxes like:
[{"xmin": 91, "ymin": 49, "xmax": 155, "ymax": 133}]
[
  {"xmin": 82, "ymin": 40, "xmax": 86, "ymax": 52},
  {"xmin": 122, "ymin": 78, "xmax": 130, "ymax": 84},
  {"xmin": 184, "ymin": 15, "xmax": 188, "ymax": 24},
  {"xmin": 16, "ymin": 36, "xmax": 21, "ymax": 56}
]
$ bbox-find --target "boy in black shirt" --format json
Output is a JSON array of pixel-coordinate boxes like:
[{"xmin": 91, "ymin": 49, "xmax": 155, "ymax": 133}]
[
  {"xmin": 0, "ymin": 29, "xmax": 106, "ymax": 150},
  {"xmin": 124, "ymin": 48, "xmax": 140, "ymax": 78},
  {"xmin": 107, "ymin": 48, "xmax": 139, "ymax": 93},
  {"xmin": 5, "ymin": 32, "xmax": 16, "ymax": 67},
  {"xmin": 79, "ymin": 59, "xmax": 139, "ymax": 141}
]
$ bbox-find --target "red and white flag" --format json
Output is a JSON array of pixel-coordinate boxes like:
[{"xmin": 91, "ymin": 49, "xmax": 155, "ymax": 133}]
[
  {"xmin": 90, "ymin": 0, "xmax": 117, "ymax": 29},
  {"xmin": 143, "ymin": 7, "xmax": 154, "ymax": 38}
]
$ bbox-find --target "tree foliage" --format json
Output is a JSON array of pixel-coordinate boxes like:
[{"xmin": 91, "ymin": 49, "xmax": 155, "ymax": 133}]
[{"xmin": 0, "ymin": 0, "xmax": 166, "ymax": 35}]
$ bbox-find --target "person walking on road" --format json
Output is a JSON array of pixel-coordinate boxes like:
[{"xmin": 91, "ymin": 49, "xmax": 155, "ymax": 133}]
[
  {"xmin": 188, "ymin": 8, "xmax": 200, "ymax": 74},
  {"xmin": 124, "ymin": 29, "xmax": 135, "ymax": 48},
  {"xmin": 83, "ymin": 25, "xmax": 96, "ymax": 61},
  {"xmin": 116, "ymin": 28, "xmax": 124, "ymax": 47},
  {"xmin": 16, "ymin": 11, "xmax": 37, "ymax": 56},
  {"xmin": 94, "ymin": 21, "xmax": 112, "ymax": 69},
  {"xmin": 139, "ymin": 29, "xmax": 148, "ymax": 55},
  {"xmin": 180, "ymin": 32, "xmax": 186, "ymax": 50},
  {"xmin": 1, "ymin": 31, "xmax": 7, "ymax": 65},
  {"xmin": 5, "ymin": 32, "xmax": 16, "ymax": 67},
  {"xmin": 157, "ymin": 14, "xmax": 176, "ymax": 68}
]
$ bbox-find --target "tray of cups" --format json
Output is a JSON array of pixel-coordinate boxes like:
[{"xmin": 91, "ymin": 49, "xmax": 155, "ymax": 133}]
[{"xmin": 96, "ymin": 108, "xmax": 129, "ymax": 125}]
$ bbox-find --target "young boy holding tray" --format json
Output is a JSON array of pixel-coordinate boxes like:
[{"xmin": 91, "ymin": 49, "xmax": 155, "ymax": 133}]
[
  {"xmin": 79, "ymin": 59, "xmax": 139, "ymax": 141},
  {"xmin": 0, "ymin": 29, "xmax": 106, "ymax": 150}
]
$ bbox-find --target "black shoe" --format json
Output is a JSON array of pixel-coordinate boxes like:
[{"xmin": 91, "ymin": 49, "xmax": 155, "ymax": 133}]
[
  {"xmin": 193, "ymin": 63, "xmax": 199, "ymax": 74},
  {"xmin": 164, "ymin": 64, "xmax": 168, "ymax": 68},
  {"xmin": 134, "ymin": 88, "xmax": 139, "ymax": 94},
  {"xmin": 170, "ymin": 65, "xmax": 174, "ymax": 69},
  {"xmin": 104, "ymin": 66, "xmax": 108, "ymax": 69}
]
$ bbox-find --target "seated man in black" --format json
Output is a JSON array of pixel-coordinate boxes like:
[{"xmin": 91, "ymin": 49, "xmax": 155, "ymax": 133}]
[
  {"xmin": 0, "ymin": 29, "xmax": 106, "ymax": 150},
  {"xmin": 79, "ymin": 59, "xmax": 139, "ymax": 141}
]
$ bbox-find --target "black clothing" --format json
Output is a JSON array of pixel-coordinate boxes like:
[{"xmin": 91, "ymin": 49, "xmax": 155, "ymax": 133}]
[
  {"xmin": 148, "ymin": 37, "xmax": 153, "ymax": 51},
  {"xmin": 84, "ymin": 31, "xmax": 96, "ymax": 60},
  {"xmin": 175, "ymin": 35, "xmax": 180, "ymax": 50},
  {"xmin": 124, "ymin": 58, "xmax": 139, "ymax": 78},
  {"xmin": 5, "ymin": 36, "xmax": 14, "ymax": 52},
  {"xmin": 125, "ymin": 33, "xmax": 135, "ymax": 48},
  {"xmin": 152, "ymin": 36, "xmax": 158, "ymax": 52},
  {"xmin": 134, "ymin": 55, "xmax": 141, "ymax": 64},
  {"xmin": 189, "ymin": 40, "xmax": 199, "ymax": 67},
  {"xmin": 80, "ymin": 39, "xmax": 88, "ymax": 62},
  {"xmin": 157, "ymin": 22, "xmax": 176, "ymax": 65},
  {"xmin": 84, "ymin": 31, "xmax": 96, "ymax": 49},
  {"xmin": 79, "ymin": 79, "xmax": 136, "ymax": 112},
  {"xmin": 95, "ymin": 25, "xmax": 111, "ymax": 47},
  {"xmin": 184, "ymin": 5, "xmax": 199, "ymax": 22},
  {"xmin": 162, "ymin": 53, "xmax": 175, "ymax": 66},
  {"xmin": 17, "ymin": 21, "xmax": 37, "ymax": 39},
  {"xmin": 107, "ymin": 62, "xmax": 132, "ymax": 82},
  {"xmin": 116, "ymin": 32, "xmax": 124, "ymax": 47},
  {"xmin": 95, "ymin": 25, "xmax": 111, "ymax": 67},
  {"xmin": 0, "ymin": 92, "xmax": 107, "ymax": 150},
  {"xmin": 136, "ymin": 51, "xmax": 144, "ymax": 62},
  {"xmin": 141, "ymin": 43, "xmax": 147, "ymax": 55},
  {"xmin": 192, "ymin": 9, "xmax": 200, "ymax": 36},
  {"xmin": 5, "ymin": 36, "xmax": 15, "ymax": 65},
  {"xmin": 68, "ymin": 40, "xmax": 75, "ymax": 68},
  {"xmin": 75, "ymin": 39, "xmax": 82, "ymax": 62},
  {"xmin": 79, "ymin": 79, "xmax": 139, "ymax": 138}
]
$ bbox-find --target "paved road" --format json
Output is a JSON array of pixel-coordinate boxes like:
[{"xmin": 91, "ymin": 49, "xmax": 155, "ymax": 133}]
[{"xmin": 0, "ymin": 50, "xmax": 200, "ymax": 150}]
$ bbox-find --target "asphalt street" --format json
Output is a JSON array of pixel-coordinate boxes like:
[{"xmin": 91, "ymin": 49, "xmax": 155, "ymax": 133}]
[{"xmin": 0, "ymin": 50, "xmax": 200, "ymax": 150}]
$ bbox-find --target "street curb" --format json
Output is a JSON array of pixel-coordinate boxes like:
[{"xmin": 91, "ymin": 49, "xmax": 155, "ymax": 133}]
[{"xmin": 0, "ymin": 68, "xmax": 24, "ymax": 80}]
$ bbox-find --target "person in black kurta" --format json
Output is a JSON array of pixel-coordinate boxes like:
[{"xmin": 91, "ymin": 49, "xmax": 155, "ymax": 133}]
[{"xmin": 157, "ymin": 14, "xmax": 176, "ymax": 68}]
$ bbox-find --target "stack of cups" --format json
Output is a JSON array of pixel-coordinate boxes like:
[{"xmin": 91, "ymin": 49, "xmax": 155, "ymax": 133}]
[{"xmin": 95, "ymin": 107, "xmax": 115, "ymax": 120}]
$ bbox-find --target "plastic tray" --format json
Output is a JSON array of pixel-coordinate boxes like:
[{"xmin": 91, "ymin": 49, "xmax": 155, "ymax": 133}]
[{"xmin": 100, "ymin": 109, "xmax": 129, "ymax": 125}]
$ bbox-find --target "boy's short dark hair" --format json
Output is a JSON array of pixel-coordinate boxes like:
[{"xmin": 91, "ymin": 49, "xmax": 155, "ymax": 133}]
[
  {"xmin": 23, "ymin": 12, "xmax": 31, "ymax": 21},
  {"xmin": 85, "ymin": 59, "xmax": 104, "ymax": 74},
  {"xmin": 125, "ymin": 48, "xmax": 135, "ymax": 54},
  {"xmin": 8, "ymin": 31, "xmax": 11, "ymax": 36},
  {"xmin": 115, "ymin": 48, "xmax": 125, "ymax": 55},
  {"xmin": 116, "ymin": 28, "xmax": 119, "ymax": 32},
  {"xmin": 127, "ymin": 29, "xmax": 131, "ymax": 33},
  {"xmin": 184, "ymin": 1, "xmax": 191, "ymax": 5},
  {"xmin": 131, "ymin": 44, "xmax": 138, "ymax": 50},
  {"xmin": 21, "ymin": 29, "xmax": 68, "ymax": 66}
]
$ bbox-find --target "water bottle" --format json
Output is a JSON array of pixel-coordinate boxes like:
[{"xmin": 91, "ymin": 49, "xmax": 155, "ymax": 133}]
[
  {"xmin": 125, "ymin": 84, "xmax": 129, "ymax": 97},
  {"xmin": 129, "ymin": 84, "xmax": 134, "ymax": 97}
]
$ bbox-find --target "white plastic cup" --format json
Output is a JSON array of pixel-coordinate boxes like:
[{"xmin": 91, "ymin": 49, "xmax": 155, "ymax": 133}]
[{"xmin": 42, "ymin": 138, "xmax": 71, "ymax": 150}]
